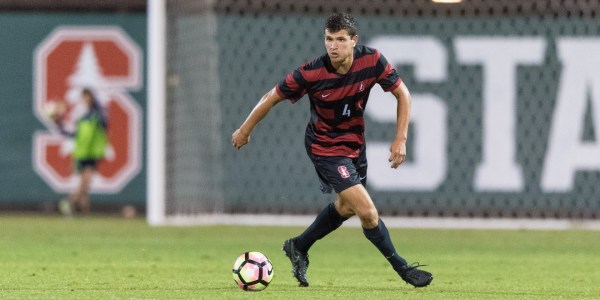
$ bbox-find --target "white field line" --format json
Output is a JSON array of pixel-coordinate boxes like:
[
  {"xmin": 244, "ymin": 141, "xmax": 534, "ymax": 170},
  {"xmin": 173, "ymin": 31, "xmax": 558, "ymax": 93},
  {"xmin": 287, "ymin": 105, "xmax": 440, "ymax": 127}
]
[{"xmin": 158, "ymin": 214, "xmax": 600, "ymax": 230}]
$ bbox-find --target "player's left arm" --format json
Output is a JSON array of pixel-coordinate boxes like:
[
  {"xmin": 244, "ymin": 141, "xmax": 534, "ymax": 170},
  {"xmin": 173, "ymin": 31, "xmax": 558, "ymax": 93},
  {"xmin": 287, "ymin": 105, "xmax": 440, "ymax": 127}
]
[{"xmin": 388, "ymin": 81, "xmax": 412, "ymax": 169}]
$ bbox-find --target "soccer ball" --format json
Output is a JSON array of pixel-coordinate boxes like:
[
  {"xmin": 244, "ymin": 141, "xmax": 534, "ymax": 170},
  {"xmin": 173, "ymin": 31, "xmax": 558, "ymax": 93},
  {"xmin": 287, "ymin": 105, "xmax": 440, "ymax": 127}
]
[
  {"xmin": 232, "ymin": 252, "xmax": 273, "ymax": 291},
  {"xmin": 43, "ymin": 101, "xmax": 67, "ymax": 121}
]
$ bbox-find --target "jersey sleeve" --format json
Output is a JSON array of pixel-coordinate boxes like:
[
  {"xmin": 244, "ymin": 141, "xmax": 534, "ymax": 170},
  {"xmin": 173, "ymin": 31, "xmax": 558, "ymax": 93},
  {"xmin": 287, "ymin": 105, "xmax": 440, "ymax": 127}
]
[
  {"xmin": 276, "ymin": 67, "xmax": 309, "ymax": 104},
  {"xmin": 375, "ymin": 51, "xmax": 402, "ymax": 92}
]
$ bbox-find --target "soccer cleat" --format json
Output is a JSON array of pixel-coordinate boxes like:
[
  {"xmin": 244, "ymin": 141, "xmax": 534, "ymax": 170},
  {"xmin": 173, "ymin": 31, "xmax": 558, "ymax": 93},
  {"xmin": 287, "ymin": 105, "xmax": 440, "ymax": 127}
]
[
  {"xmin": 58, "ymin": 199, "xmax": 72, "ymax": 217},
  {"xmin": 282, "ymin": 238, "xmax": 310, "ymax": 287},
  {"xmin": 399, "ymin": 263, "xmax": 433, "ymax": 288}
]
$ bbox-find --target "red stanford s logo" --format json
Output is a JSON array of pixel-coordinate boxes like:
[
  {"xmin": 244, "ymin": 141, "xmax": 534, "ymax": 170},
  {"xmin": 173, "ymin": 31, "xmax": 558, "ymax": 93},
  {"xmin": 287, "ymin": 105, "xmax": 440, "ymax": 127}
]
[{"xmin": 33, "ymin": 27, "xmax": 142, "ymax": 193}]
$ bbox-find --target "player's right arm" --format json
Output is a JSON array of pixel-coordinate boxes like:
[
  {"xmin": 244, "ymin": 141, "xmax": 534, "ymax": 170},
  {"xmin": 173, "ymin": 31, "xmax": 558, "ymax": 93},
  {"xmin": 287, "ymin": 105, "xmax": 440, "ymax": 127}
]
[
  {"xmin": 53, "ymin": 117, "xmax": 75, "ymax": 138},
  {"xmin": 232, "ymin": 87, "xmax": 286, "ymax": 149}
]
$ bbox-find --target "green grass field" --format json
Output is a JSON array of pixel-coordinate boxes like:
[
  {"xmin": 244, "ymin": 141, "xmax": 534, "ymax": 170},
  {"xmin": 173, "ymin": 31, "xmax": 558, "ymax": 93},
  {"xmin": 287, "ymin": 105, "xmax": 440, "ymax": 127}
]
[{"xmin": 1, "ymin": 215, "xmax": 599, "ymax": 299}]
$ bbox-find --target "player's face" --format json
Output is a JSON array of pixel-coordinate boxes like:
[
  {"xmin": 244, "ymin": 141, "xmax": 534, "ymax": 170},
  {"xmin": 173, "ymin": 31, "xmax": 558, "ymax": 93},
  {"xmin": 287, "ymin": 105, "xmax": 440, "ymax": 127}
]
[
  {"xmin": 325, "ymin": 29, "xmax": 357, "ymax": 65},
  {"xmin": 82, "ymin": 92, "xmax": 93, "ymax": 108}
]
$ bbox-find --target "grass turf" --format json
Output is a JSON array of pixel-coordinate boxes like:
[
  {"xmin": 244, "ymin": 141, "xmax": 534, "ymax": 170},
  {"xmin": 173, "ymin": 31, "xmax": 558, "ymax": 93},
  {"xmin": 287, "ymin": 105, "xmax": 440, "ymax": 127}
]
[{"xmin": 1, "ymin": 215, "xmax": 599, "ymax": 299}]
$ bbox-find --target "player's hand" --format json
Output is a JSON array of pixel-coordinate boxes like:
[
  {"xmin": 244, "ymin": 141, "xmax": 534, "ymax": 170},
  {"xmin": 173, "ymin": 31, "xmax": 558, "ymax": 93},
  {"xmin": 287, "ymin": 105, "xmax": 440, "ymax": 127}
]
[
  {"xmin": 388, "ymin": 139, "xmax": 407, "ymax": 169},
  {"xmin": 232, "ymin": 129, "xmax": 250, "ymax": 150}
]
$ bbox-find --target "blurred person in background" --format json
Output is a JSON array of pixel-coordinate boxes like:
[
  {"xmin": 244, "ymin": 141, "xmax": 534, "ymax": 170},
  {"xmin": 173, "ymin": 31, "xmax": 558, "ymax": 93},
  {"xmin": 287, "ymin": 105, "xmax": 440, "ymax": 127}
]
[{"xmin": 50, "ymin": 88, "xmax": 108, "ymax": 215}]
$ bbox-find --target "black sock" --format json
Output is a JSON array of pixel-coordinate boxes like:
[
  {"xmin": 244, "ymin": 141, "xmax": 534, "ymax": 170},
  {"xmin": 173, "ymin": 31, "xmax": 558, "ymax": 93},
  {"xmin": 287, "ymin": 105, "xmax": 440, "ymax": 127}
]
[
  {"xmin": 363, "ymin": 219, "xmax": 408, "ymax": 273},
  {"xmin": 294, "ymin": 202, "xmax": 348, "ymax": 253}
]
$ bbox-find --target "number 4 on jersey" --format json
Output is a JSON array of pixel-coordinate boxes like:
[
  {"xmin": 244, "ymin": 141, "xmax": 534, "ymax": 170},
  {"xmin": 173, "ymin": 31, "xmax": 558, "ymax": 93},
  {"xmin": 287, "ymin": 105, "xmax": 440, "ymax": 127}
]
[{"xmin": 342, "ymin": 104, "xmax": 351, "ymax": 117}]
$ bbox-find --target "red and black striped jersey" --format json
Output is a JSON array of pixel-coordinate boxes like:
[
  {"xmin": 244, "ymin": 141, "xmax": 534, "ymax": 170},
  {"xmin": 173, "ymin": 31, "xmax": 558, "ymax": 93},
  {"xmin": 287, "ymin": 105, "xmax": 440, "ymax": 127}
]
[{"xmin": 276, "ymin": 45, "xmax": 401, "ymax": 158}]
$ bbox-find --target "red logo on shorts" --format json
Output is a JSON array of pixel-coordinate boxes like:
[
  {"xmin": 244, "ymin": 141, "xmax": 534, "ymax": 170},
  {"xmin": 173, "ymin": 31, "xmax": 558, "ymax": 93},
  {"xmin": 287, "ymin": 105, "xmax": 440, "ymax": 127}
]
[{"xmin": 338, "ymin": 166, "xmax": 350, "ymax": 179}]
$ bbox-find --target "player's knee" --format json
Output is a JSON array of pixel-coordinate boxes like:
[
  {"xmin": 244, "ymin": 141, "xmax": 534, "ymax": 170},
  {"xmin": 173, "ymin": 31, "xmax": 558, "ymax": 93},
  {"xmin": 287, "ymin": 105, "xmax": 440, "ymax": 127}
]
[
  {"xmin": 334, "ymin": 199, "xmax": 354, "ymax": 218},
  {"xmin": 359, "ymin": 207, "xmax": 379, "ymax": 227}
]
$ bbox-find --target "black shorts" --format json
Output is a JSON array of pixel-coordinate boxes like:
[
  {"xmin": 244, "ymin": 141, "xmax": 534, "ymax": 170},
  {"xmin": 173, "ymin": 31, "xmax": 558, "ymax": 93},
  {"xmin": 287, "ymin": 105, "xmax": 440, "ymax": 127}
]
[
  {"xmin": 76, "ymin": 159, "xmax": 99, "ymax": 172},
  {"xmin": 308, "ymin": 150, "xmax": 367, "ymax": 194}
]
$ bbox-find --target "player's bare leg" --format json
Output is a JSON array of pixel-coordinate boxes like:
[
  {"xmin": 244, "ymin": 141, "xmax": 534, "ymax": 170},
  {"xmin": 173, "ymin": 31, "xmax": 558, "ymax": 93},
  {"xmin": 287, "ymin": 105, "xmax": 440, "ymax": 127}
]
[
  {"xmin": 335, "ymin": 185, "xmax": 376, "ymax": 227},
  {"xmin": 59, "ymin": 178, "xmax": 85, "ymax": 216},
  {"xmin": 63, "ymin": 167, "xmax": 93, "ymax": 214},
  {"xmin": 68, "ymin": 192, "xmax": 80, "ymax": 212},
  {"xmin": 337, "ymin": 184, "xmax": 433, "ymax": 288},
  {"xmin": 77, "ymin": 167, "xmax": 94, "ymax": 213},
  {"xmin": 79, "ymin": 194, "xmax": 91, "ymax": 213}
]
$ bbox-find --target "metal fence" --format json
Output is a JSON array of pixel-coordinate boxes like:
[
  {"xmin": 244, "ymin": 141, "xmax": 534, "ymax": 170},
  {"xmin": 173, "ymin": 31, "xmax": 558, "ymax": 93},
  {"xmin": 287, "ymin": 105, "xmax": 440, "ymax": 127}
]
[{"xmin": 163, "ymin": 0, "xmax": 600, "ymax": 219}]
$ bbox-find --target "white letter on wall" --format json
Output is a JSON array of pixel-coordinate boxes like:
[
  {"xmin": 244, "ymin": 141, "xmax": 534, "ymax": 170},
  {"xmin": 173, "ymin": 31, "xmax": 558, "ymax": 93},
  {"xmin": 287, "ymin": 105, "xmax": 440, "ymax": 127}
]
[
  {"xmin": 541, "ymin": 38, "xmax": 600, "ymax": 192},
  {"xmin": 455, "ymin": 37, "xmax": 546, "ymax": 191},
  {"xmin": 367, "ymin": 36, "xmax": 448, "ymax": 191}
]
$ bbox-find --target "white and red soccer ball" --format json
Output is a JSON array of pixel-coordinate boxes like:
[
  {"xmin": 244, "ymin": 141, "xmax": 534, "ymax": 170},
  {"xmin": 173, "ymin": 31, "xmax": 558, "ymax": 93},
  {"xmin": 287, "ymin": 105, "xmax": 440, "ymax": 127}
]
[
  {"xmin": 43, "ymin": 100, "xmax": 67, "ymax": 122},
  {"xmin": 232, "ymin": 252, "xmax": 273, "ymax": 291}
]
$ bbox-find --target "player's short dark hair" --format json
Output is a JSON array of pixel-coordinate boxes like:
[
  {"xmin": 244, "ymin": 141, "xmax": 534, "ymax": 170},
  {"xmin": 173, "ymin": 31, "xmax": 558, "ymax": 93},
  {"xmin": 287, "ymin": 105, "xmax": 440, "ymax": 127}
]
[
  {"xmin": 82, "ymin": 88, "xmax": 94, "ymax": 97},
  {"xmin": 325, "ymin": 13, "xmax": 357, "ymax": 37}
]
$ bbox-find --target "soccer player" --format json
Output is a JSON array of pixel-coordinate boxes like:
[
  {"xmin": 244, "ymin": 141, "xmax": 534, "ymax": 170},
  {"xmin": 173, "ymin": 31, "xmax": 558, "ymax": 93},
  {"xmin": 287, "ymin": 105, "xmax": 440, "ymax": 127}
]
[
  {"xmin": 55, "ymin": 88, "xmax": 108, "ymax": 215},
  {"xmin": 232, "ymin": 13, "xmax": 433, "ymax": 288}
]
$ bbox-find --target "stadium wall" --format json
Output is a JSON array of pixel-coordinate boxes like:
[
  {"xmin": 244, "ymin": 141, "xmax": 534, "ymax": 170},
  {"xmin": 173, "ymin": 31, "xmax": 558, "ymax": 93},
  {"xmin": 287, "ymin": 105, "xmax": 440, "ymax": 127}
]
[
  {"xmin": 2, "ymin": 1, "xmax": 599, "ymax": 220},
  {"xmin": 0, "ymin": 12, "xmax": 146, "ymax": 207},
  {"xmin": 221, "ymin": 16, "xmax": 599, "ymax": 219},
  {"xmin": 163, "ymin": 0, "xmax": 600, "ymax": 220}
]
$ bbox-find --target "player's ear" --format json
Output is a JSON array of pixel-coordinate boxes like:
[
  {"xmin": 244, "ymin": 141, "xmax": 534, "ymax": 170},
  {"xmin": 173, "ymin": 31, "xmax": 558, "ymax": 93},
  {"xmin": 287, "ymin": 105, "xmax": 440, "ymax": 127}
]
[{"xmin": 352, "ymin": 35, "xmax": 358, "ymax": 47}]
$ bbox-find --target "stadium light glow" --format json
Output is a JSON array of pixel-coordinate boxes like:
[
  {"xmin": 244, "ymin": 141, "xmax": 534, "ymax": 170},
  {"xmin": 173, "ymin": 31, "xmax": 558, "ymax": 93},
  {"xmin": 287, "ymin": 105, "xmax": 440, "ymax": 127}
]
[{"xmin": 432, "ymin": 0, "xmax": 462, "ymax": 3}]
